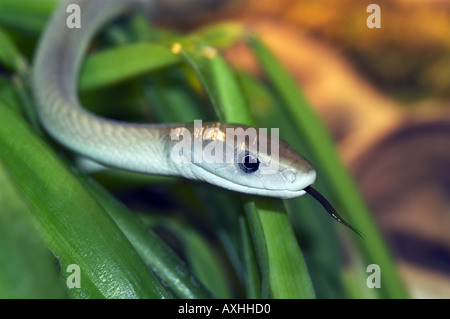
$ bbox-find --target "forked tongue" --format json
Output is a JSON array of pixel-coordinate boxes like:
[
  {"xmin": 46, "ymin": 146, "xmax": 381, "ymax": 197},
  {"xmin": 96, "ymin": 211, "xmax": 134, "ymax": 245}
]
[{"xmin": 304, "ymin": 186, "xmax": 362, "ymax": 237}]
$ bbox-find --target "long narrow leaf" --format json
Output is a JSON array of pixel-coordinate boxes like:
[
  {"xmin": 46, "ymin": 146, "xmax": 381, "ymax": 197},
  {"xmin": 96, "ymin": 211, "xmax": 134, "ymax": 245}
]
[
  {"xmin": 79, "ymin": 43, "xmax": 180, "ymax": 92},
  {"xmin": 238, "ymin": 70, "xmax": 346, "ymax": 298},
  {"xmin": 0, "ymin": 103, "xmax": 169, "ymax": 299},
  {"xmin": 250, "ymin": 36, "xmax": 408, "ymax": 299},
  {"xmin": 0, "ymin": 161, "xmax": 66, "ymax": 299},
  {"xmin": 83, "ymin": 178, "xmax": 213, "ymax": 299},
  {"xmin": 0, "ymin": 0, "xmax": 59, "ymax": 33}
]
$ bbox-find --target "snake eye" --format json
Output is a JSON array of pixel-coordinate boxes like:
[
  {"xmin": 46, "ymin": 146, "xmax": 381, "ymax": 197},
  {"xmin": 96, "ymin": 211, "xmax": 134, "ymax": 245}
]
[{"xmin": 238, "ymin": 151, "xmax": 260, "ymax": 173}]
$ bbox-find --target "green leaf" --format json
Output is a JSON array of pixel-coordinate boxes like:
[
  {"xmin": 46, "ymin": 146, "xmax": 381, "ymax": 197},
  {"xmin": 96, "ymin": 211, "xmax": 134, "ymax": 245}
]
[
  {"xmin": 0, "ymin": 103, "xmax": 169, "ymax": 299},
  {"xmin": 142, "ymin": 67, "xmax": 211, "ymax": 123},
  {"xmin": 239, "ymin": 216, "xmax": 261, "ymax": 299},
  {"xmin": 84, "ymin": 179, "xmax": 213, "ymax": 299},
  {"xmin": 0, "ymin": 0, "xmax": 58, "ymax": 33},
  {"xmin": 141, "ymin": 215, "xmax": 231, "ymax": 299},
  {"xmin": 250, "ymin": 35, "xmax": 408, "ymax": 299},
  {"xmin": 0, "ymin": 160, "xmax": 66, "ymax": 299},
  {"xmin": 254, "ymin": 200, "xmax": 315, "ymax": 298},
  {"xmin": 244, "ymin": 201, "xmax": 269, "ymax": 299},
  {"xmin": 238, "ymin": 70, "xmax": 346, "ymax": 298},
  {"xmin": 79, "ymin": 43, "xmax": 181, "ymax": 92},
  {"xmin": 168, "ymin": 222, "xmax": 233, "ymax": 299},
  {"xmin": 0, "ymin": 27, "xmax": 27, "ymax": 73},
  {"xmin": 180, "ymin": 44, "xmax": 253, "ymax": 123},
  {"xmin": 0, "ymin": 77, "xmax": 21, "ymax": 114}
]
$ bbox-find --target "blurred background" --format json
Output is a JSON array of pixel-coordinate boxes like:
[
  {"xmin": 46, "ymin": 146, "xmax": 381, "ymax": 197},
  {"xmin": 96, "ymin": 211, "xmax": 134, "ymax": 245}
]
[{"xmin": 150, "ymin": 0, "xmax": 450, "ymax": 298}]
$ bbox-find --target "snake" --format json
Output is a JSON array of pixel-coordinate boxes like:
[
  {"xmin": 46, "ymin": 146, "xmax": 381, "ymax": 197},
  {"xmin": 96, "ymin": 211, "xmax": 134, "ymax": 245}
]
[{"xmin": 32, "ymin": 0, "xmax": 360, "ymax": 235}]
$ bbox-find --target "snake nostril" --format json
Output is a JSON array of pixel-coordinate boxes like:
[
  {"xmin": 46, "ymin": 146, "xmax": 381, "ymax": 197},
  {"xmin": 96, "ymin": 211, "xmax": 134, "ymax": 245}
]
[{"xmin": 282, "ymin": 169, "xmax": 296, "ymax": 183}]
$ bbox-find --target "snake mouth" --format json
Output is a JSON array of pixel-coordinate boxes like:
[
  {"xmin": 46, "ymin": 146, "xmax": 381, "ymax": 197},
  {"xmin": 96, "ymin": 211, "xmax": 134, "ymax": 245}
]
[{"xmin": 196, "ymin": 167, "xmax": 313, "ymax": 199}]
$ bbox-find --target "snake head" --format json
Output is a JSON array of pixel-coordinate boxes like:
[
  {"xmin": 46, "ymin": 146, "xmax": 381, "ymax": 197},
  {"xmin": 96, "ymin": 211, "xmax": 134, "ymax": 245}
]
[{"xmin": 169, "ymin": 122, "xmax": 316, "ymax": 199}]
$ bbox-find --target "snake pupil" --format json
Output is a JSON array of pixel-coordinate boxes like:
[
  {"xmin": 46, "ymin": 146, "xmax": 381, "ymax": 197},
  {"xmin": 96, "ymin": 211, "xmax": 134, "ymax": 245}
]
[{"xmin": 238, "ymin": 152, "xmax": 259, "ymax": 173}]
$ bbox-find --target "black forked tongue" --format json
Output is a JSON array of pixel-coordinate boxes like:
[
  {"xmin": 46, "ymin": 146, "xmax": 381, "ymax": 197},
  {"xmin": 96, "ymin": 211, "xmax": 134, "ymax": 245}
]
[{"xmin": 304, "ymin": 186, "xmax": 363, "ymax": 238}]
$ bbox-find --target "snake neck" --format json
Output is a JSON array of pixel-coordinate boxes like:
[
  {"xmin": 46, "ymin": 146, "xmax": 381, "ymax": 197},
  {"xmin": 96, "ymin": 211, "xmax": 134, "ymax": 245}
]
[{"xmin": 32, "ymin": 0, "xmax": 180, "ymax": 175}]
